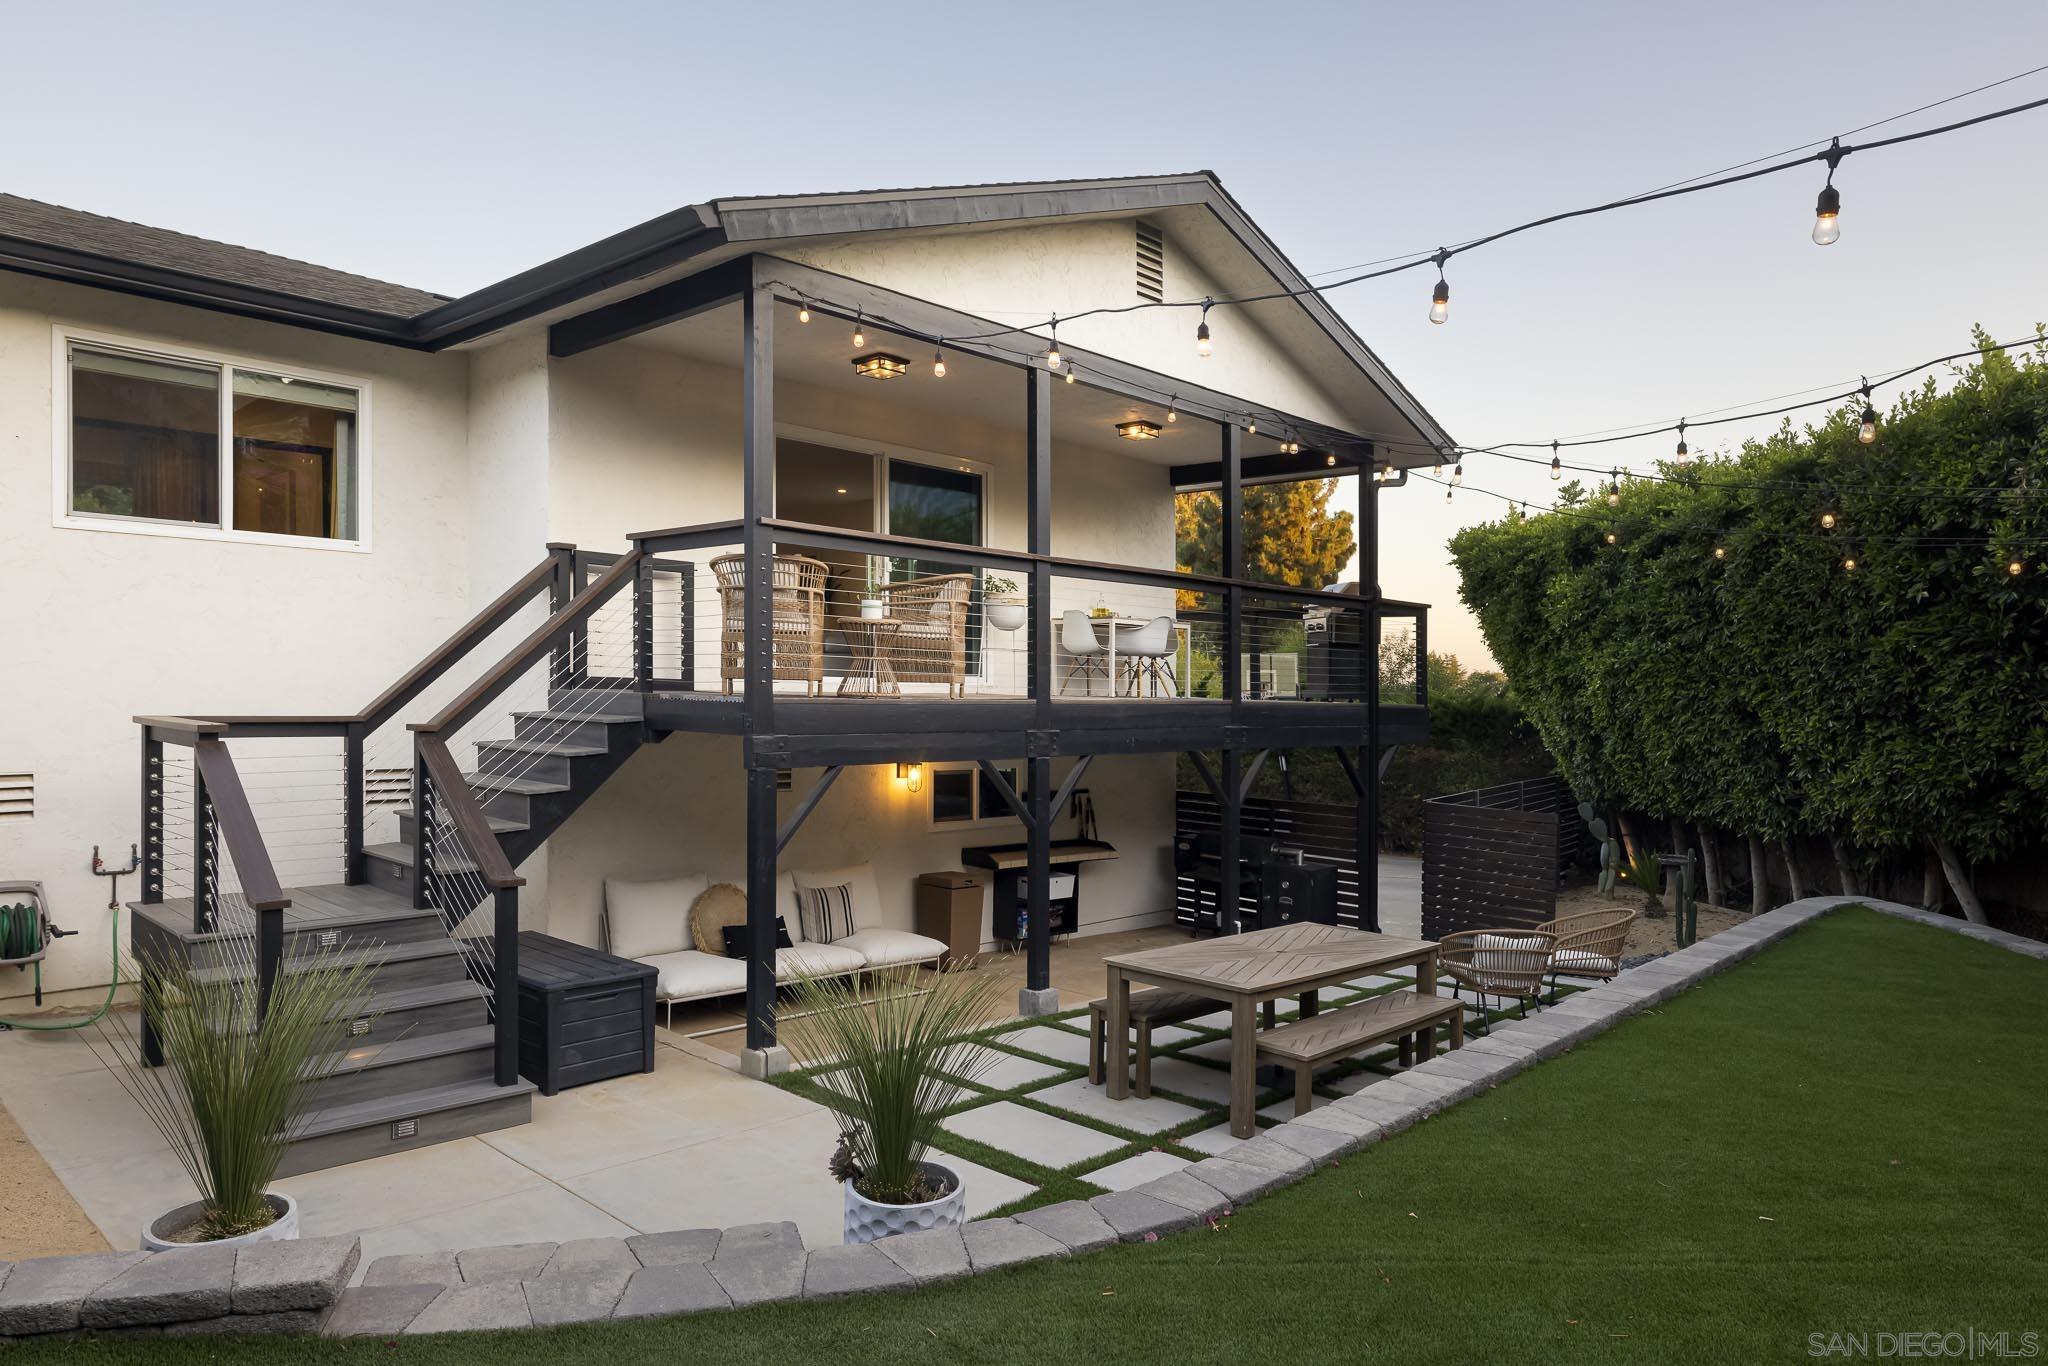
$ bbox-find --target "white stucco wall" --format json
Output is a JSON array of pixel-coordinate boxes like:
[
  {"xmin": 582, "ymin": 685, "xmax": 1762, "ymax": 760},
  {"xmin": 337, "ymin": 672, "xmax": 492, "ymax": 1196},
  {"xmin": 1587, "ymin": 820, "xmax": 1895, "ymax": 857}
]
[
  {"xmin": 782, "ymin": 219, "xmax": 1359, "ymax": 433},
  {"xmin": 0, "ymin": 276, "xmax": 472, "ymax": 999}
]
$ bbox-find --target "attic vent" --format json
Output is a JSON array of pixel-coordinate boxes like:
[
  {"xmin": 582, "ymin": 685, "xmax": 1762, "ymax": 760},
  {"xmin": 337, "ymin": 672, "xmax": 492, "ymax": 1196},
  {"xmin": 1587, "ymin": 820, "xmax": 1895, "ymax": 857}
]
[
  {"xmin": 366, "ymin": 767, "xmax": 411, "ymax": 808},
  {"xmin": 777, "ymin": 771, "xmax": 793, "ymax": 792},
  {"xmin": 0, "ymin": 774, "xmax": 31, "ymax": 822},
  {"xmin": 1135, "ymin": 220, "xmax": 1164, "ymax": 303}
]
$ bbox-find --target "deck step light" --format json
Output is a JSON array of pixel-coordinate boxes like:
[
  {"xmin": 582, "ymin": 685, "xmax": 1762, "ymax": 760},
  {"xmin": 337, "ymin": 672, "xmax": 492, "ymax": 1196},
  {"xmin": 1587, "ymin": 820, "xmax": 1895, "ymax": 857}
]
[
  {"xmin": 852, "ymin": 353, "xmax": 909, "ymax": 380},
  {"xmin": 1116, "ymin": 420, "xmax": 1162, "ymax": 441}
]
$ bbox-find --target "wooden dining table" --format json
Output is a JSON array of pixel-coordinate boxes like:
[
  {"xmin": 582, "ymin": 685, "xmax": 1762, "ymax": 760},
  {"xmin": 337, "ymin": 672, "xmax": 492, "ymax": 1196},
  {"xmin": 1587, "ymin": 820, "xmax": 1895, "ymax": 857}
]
[{"xmin": 1101, "ymin": 923, "xmax": 1440, "ymax": 1138}]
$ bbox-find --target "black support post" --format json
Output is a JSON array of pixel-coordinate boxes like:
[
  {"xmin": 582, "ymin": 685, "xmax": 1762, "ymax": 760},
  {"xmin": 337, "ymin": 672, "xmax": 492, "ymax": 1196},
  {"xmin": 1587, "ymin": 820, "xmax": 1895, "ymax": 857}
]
[
  {"xmin": 1219, "ymin": 748, "xmax": 1242, "ymax": 933},
  {"xmin": 191, "ymin": 757, "xmax": 214, "ymax": 934},
  {"xmin": 1220, "ymin": 422, "xmax": 1243, "ymax": 710},
  {"xmin": 743, "ymin": 763, "xmax": 780, "ymax": 1053},
  {"xmin": 1026, "ymin": 754, "xmax": 1052, "ymax": 995},
  {"xmin": 343, "ymin": 723, "xmax": 365, "ymax": 885},
  {"xmin": 140, "ymin": 729, "xmax": 163, "ymax": 905},
  {"xmin": 1361, "ymin": 462, "xmax": 1383, "ymax": 932},
  {"xmin": 1026, "ymin": 367, "xmax": 1053, "ymax": 724},
  {"xmin": 494, "ymin": 886, "xmax": 520, "ymax": 1085},
  {"xmin": 256, "ymin": 906, "xmax": 284, "ymax": 1022}
]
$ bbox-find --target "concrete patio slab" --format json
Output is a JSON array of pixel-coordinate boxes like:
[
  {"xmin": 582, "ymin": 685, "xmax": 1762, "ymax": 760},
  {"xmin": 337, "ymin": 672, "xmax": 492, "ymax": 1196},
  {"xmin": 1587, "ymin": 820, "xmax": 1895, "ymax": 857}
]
[
  {"xmin": 959, "ymin": 1051, "xmax": 1071, "ymax": 1093},
  {"xmin": 1081, "ymin": 1149, "xmax": 1190, "ymax": 1190},
  {"xmin": 1138, "ymin": 1056, "xmax": 1235, "ymax": 1105},
  {"xmin": 994, "ymin": 1026, "xmax": 1095, "ymax": 1068},
  {"xmin": 1177, "ymin": 1123, "xmax": 1248, "ymax": 1157},
  {"xmin": 1026, "ymin": 1077, "xmax": 1205, "ymax": 1134},
  {"xmin": 941, "ymin": 1100, "xmax": 1124, "ymax": 1169}
]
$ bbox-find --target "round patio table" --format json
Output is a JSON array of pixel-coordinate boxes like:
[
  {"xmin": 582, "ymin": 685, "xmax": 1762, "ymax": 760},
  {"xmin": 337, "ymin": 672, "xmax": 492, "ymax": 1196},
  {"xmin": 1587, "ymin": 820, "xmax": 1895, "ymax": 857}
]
[{"xmin": 832, "ymin": 615, "xmax": 904, "ymax": 697}]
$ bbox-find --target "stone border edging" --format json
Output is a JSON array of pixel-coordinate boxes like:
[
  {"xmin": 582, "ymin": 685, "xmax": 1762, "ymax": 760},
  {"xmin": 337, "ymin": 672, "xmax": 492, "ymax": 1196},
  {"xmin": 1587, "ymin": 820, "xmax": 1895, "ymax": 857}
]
[{"xmin": 0, "ymin": 897, "xmax": 2036, "ymax": 1340}]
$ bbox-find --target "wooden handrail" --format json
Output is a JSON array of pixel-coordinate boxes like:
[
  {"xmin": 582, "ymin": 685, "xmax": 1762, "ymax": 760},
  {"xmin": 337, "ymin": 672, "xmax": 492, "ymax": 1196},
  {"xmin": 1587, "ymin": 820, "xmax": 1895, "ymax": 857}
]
[
  {"xmin": 413, "ymin": 548, "xmax": 643, "ymax": 737},
  {"xmin": 626, "ymin": 517, "xmax": 746, "ymax": 552},
  {"xmin": 189, "ymin": 738, "xmax": 291, "ymax": 912},
  {"xmin": 415, "ymin": 735, "xmax": 524, "ymax": 890}
]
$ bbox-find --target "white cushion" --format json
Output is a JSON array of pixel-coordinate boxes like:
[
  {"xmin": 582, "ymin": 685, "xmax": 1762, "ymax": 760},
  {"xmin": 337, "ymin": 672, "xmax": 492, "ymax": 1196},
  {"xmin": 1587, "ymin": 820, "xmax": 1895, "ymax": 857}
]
[
  {"xmin": 776, "ymin": 942, "xmax": 866, "ymax": 979},
  {"xmin": 640, "ymin": 948, "xmax": 745, "ymax": 1002},
  {"xmin": 836, "ymin": 928, "xmax": 947, "ymax": 969},
  {"xmin": 702, "ymin": 871, "xmax": 806, "ymax": 942},
  {"xmin": 604, "ymin": 873, "xmax": 709, "ymax": 959},
  {"xmin": 1554, "ymin": 948, "xmax": 1619, "ymax": 974},
  {"xmin": 791, "ymin": 864, "xmax": 883, "ymax": 932}
]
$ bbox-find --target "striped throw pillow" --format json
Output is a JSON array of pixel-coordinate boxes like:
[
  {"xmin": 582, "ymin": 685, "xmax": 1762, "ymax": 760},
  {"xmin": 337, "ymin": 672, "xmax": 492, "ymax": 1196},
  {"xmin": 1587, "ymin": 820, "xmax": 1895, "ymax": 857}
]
[{"xmin": 799, "ymin": 883, "xmax": 857, "ymax": 944}]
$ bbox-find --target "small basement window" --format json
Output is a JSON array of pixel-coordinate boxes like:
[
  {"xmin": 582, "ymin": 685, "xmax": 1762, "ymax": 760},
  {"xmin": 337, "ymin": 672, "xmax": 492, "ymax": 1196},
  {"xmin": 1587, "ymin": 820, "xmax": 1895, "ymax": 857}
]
[
  {"xmin": 62, "ymin": 335, "xmax": 365, "ymax": 546},
  {"xmin": 927, "ymin": 762, "xmax": 1024, "ymax": 829}
]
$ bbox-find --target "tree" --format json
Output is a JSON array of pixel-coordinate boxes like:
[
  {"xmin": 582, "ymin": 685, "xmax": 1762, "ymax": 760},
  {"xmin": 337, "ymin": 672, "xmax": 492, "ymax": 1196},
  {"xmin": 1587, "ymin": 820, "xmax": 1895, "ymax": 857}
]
[
  {"xmin": 1449, "ymin": 333, "xmax": 2048, "ymax": 922},
  {"xmin": 1176, "ymin": 481, "xmax": 1356, "ymax": 588}
]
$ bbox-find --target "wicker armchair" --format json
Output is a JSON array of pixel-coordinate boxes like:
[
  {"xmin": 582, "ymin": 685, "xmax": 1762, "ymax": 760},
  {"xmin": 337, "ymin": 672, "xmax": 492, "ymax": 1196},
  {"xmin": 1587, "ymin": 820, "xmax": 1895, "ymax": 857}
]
[
  {"xmin": 1437, "ymin": 928, "xmax": 1557, "ymax": 1032},
  {"xmin": 711, "ymin": 552, "xmax": 828, "ymax": 696},
  {"xmin": 1538, "ymin": 907, "xmax": 1638, "ymax": 997},
  {"xmin": 878, "ymin": 572, "xmax": 975, "ymax": 697}
]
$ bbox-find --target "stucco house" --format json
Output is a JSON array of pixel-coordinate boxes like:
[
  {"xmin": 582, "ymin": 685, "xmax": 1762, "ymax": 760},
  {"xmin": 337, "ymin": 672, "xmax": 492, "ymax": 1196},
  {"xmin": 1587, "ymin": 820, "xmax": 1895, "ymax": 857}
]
[{"xmin": 0, "ymin": 174, "xmax": 1448, "ymax": 1166}]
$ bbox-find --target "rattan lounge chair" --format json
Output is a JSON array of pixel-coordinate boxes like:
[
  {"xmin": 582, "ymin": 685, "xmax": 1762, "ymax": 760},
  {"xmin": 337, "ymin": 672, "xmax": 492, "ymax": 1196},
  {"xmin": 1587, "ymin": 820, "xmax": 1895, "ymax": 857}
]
[
  {"xmin": 1438, "ymin": 928, "xmax": 1557, "ymax": 1032},
  {"xmin": 1538, "ymin": 906, "xmax": 1638, "ymax": 999},
  {"xmin": 712, "ymin": 552, "xmax": 828, "ymax": 696},
  {"xmin": 878, "ymin": 572, "xmax": 975, "ymax": 697}
]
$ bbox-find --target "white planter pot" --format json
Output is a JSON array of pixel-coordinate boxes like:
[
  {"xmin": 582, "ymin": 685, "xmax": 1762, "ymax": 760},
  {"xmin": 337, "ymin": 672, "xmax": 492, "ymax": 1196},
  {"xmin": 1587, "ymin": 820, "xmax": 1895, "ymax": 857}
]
[
  {"xmin": 859, "ymin": 599, "xmax": 886, "ymax": 621},
  {"xmin": 986, "ymin": 600, "xmax": 1027, "ymax": 632},
  {"xmin": 842, "ymin": 1161, "xmax": 965, "ymax": 1245},
  {"xmin": 142, "ymin": 1192, "xmax": 299, "ymax": 1252}
]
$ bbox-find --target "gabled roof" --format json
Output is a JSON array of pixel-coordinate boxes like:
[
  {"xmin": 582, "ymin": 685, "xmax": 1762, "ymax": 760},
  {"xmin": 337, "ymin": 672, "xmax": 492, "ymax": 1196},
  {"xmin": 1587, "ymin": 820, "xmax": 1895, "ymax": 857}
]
[
  {"xmin": 0, "ymin": 194, "xmax": 446, "ymax": 320},
  {"xmin": 0, "ymin": 174, "xmax": 1454, "ymax": 451}
]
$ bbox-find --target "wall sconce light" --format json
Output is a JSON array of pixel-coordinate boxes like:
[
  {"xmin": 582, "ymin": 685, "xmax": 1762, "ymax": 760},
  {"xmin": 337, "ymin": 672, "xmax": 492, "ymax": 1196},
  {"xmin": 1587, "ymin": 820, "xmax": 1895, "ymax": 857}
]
[
  {"xmin": 852, "ymin": 353, "xmax": 910, "ymax": 380},
  {"xmin": 895, "ymin": 762, "xmax": 924, "ymax": 793}
]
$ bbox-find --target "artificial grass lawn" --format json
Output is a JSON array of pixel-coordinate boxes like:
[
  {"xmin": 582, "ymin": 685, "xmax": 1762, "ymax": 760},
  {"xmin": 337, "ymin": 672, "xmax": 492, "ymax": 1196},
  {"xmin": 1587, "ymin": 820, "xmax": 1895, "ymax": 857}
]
[{"xmin": 22, "ymin": 909, "xmax": 2046, "ymax": 1365}]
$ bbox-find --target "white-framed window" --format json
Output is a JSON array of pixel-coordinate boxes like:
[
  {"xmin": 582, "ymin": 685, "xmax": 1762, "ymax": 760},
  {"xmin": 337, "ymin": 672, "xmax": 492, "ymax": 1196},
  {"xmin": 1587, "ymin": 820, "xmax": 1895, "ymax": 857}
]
[
  {"xmin": 925, "ymin": 761, "xmax": 1026, "ymax": 830},
  {"xmin": 53, "ymin": 327, "xmax": 370, "ymax": 550}
]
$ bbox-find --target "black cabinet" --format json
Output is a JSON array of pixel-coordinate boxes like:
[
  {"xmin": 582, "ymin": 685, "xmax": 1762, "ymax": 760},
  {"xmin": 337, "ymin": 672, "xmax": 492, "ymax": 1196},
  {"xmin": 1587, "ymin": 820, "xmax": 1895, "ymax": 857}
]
[
  {"xmin": 1260, "ymin": 860, "xmax": 1339, "ymax": 926},
  {"xmin": 1175, "ymin": 832, "xmax": 1340, "ymax": 933},
  {"xmin": 514, "ymin": 932, "xmax": 656, "ymax": 1096}
]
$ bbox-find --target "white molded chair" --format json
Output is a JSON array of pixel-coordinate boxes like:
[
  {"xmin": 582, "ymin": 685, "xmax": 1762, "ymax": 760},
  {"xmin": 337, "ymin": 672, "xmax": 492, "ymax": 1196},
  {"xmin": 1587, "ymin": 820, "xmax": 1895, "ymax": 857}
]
[
  {"xmin": 1115, "ymin": 616, "xmax": 1177, "ymax": 696},
  {"xmin": 1060, "ymin": 610, "xmax": 1110, "ymax": 694}
]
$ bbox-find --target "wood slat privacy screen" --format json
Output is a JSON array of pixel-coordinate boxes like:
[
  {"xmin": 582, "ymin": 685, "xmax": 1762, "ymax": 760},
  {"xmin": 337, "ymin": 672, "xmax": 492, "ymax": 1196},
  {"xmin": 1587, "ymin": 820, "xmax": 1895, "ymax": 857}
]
[
  {"xmin": 1174, "ymin": 791, "xmax": 1363, "ymax": 928},
  {"xmin": 1422, "ymin": 776, "xmax": 1576, "ymax": 938}
]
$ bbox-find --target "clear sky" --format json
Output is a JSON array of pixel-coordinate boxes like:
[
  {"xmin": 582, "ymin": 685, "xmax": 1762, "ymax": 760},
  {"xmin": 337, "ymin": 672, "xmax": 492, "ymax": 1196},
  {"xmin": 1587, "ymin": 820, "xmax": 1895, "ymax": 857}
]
[{"xmin": 6, "ymin": 1, "xmax": 2045, "ymax": 667}]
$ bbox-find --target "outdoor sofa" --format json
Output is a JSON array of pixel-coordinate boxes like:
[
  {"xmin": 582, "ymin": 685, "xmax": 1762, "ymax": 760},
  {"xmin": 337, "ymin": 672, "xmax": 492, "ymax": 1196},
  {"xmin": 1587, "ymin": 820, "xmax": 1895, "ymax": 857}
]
[{"xmin": 601, "ymin": 862, "xmax": 949, "ymax": 1018}]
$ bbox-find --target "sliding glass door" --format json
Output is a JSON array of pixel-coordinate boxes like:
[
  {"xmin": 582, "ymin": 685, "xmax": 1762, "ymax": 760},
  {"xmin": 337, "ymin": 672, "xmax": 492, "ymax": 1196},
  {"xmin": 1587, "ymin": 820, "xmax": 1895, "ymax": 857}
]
[{"xmin": 886, "ymin": 459, "xmax": 985, "ymax": 672}]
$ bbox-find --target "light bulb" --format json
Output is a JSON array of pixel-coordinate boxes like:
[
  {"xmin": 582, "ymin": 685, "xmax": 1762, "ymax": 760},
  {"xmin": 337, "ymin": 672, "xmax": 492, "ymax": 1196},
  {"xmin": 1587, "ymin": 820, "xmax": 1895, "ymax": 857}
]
[
  {"xmin": 1325, "ymin": 453, "xmax": 1337, "ymax": 467},
  {"xmin": 852, "ymin": 315, "xmax": 866, "ymax": 348},
  {"xmin": 1605, "ymin": 532, "xmax": 1617, "ymax": 545},
  {"xmin": 1433, "ymin": 460, "xmax": 1443, "ymax": 476},
  {"xmin": 798, "ymin": 303, "xmax": 811, "ymax": 324},
  {"xmin": 1607, "ymin": 484, "xmax": 1621, "ymax": 508},
  {"xmin": 1166, "ymin": 402, "xmax": 1178, "ymax": 423},
  {"xmin": 1675, "ymin": 438, "xmax": 1689, "ymax": 463},
  {"xmin": 1812, "ymin": 184, "xmax": 1841, "ymax": 246},
  {"xmin": 1820, "ymin": 511, "xmax": 1837, "ymax": 530},
  {"xmin": 1045, "ymin": 340, "xmax": 1062, "ymax": 371},
  {"xmin": 1842, "ymin": 556, "xmax": 1857, "ymax": 572},
  {"xmin": 1064, "ymin": 365, "xmax": 1076, "ymax": 385},
  {"xmin": 2009, "ymin": 559, "xmax": 2025, "ymax": 576},
  {"xmin": 1444, "ymin": 488, "xmax": 1453, "ymax": 504},
  {"xmin": 1247, "ymin": 420, "xmax": 1257, "ymax": 435},
  {"xmin": 1452, "ymin": 463, "xmax": 1463, "ymax": 486},
  {"xmin": 932, "ymin": 350, "xmax": 947, "ymax": 379},
  {"xmin": 1428, "ymin": 278, "xmax": 1449, "ymax": 325},
  {"xmin": 1858, "ymin": 407, "xmax": 1878, "ymax": 444},
  {"xmin": 1550, "ymin": 457, "xmax": 1562, "ymax": 480},
  {"xmin": 1713, "ymin": 545, "xmax": 1726, "ymax": 560},
  {"xmin": 1196, "ymin": 303, "xmax": 1213, "ymax": 358}
]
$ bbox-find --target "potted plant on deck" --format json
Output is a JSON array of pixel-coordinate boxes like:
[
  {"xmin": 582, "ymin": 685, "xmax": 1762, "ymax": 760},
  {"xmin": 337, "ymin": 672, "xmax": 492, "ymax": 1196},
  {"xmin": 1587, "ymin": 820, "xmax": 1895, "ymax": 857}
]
[
  {"xmin": 860, "ymin": 557, "xmax": 891, "ymax": 620},
  {"xmin": 783, "ymin": 964, "xmax": 1003, "ymax": 1244},
  {"xmin": 96, "ymin": 942, "xmax": 378, "ymax": 1250},
  {"xmin": 983, "ymin": 574, "xmax": 1026, "ymax": 632}
]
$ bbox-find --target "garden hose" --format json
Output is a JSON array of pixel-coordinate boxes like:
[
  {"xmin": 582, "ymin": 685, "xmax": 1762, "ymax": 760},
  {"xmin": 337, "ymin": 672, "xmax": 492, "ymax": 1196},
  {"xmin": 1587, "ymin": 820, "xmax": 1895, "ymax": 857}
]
[{"xmin": 0, "ymin": 907, "xmax": 121, "ymax": 1032}]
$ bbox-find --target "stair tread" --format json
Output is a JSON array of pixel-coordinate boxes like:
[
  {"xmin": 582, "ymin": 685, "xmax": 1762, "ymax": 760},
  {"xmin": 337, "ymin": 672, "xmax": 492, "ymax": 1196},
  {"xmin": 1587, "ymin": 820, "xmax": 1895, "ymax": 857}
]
[
  {"xmin": 191, "ymin": 935, "xmax": 464, "ymax": 984},
  {"xmin": 362, "ymin": 976, "xmax": 487, "ymax": 1016},
  {"xmin": 475, "ymin": 738, "xmax": 609, "ymax": 757},
  {"xmin": 314, "ymin": 1023, "xmax": 495, "ymax": 1076},
  {"xmin": 362, "ymin": 842, "xmax": 477, "ymax": 873},
  {"xmin": 463, "ymin": 773, "xmax": 571, "ymax": 797},
  {"xmin": 515, "ymin": 708, "xmax": 643, "ymax": 725},
  {"xmin": 129, "ymin": 885, "xmax": 434, "ymax": 939},
  {"xmin": 295, "ymin": 1075, "xmax": 537, "ymax": 1140},
  {"xmin": 394, "ymin": 807, "xmax": 529, "ymax": 835}
]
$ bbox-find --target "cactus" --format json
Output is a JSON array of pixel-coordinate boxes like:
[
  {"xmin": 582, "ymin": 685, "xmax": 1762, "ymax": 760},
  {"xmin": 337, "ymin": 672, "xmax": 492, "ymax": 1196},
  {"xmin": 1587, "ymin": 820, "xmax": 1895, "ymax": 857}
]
[{"xmin": 1579, "ymin": 802, "xmax": 1620, "ymax": 897}]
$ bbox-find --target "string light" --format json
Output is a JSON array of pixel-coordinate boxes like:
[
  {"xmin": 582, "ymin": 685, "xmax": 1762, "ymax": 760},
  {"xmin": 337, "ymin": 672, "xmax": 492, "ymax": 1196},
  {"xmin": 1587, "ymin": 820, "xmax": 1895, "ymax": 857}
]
[
  {"xmin": 797, "ymin": 299, "xmax": 811, "ymax": 324},
  {"xmin": 2010, "ymin": 558, "xmax": 2027, "ymax": 576},
  {"xmin": 1605, "ymin": 531, "xmax": 1618, "ymax": 545},
  {"xmin": 1428, "ymin": 250, "xmax": 1450, "ymax": 325},
  {"xmin": 1196, "ymin": 300, "xmax": 1213, "ymax": 357},
  {"xmin": 1452, "ymin": 462, "xmax": 1464, "ymax": 486},
  {"xmin": 1857, "ymin": 380, "xmax": 1878, "ymax": 443},
  {"xmin": 932, "ymin": 341, "xmax": 946, "ymax": 379},
  {"xmin": 1607, "ymin": 470, "xmax": 1622, "ymax": 507},
  {"xmin": 1713, "ymin": 544, "xmax": 1727, "ymax": 560},
  {"xmin": 1550, "ymin": 440, "xmax": 1562, "ymax": 481},
  {"xmin": 1246, "ymin": 418, "xmax": 1257, "ymax": 435},
  {"xmin": 1166, "ymin": 397, "xmax": 1178, "ymax": 423},
  {"xmin": 851, "ymin": 311, "xmax": 866, "ymax": 349},
  {"xmin": 1842, "ymin": 555, "xmax": 1858, "ymax": 571},
  {"xmin": 1064, "ymin": 361, "xmax": 1077, "ymax": 385},
  {"xmin": 1674, "ymin": 420, "xmax": 1689, "ymax": 463},
  {"xmin": 1044, "ymin": 317, "xmax": 1062, "ymax": 371},
  {"xmin": 1820, "ymin": 510, "xmax": 1838, "ymax": 530},
  {"xmin": 1445, "ymin": 486, "xmax": 1454, "ymax": 504},
  {"xmin": 1433, "ymin": 456, "xmax": 1444, "ymax": 477},
  {"xmin": 1812, "ymin": 140, "xmax": 1845, "ymax": 246}
]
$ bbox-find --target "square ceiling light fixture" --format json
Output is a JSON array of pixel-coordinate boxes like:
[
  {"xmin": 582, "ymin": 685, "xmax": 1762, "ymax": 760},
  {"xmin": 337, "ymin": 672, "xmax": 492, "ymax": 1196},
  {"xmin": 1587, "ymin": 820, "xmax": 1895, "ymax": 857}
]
[
  {"xmin": 852, "ymin": 353, "xmax": 910, "ymax": 380},
  {"xmin": 1115, "ymin": 420, "xmax": 1162, "ymax": 441}
]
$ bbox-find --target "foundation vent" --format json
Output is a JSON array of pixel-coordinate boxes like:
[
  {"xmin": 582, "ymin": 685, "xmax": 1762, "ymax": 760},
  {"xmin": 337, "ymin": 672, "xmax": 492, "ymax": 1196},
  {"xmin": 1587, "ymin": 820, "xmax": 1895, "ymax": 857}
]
[
  {"xmin": 1135, "ymin": 220, "xmax": 1164, "ymax": 303},
  {"xmin": 0, "ymin": 773, "xmax": 32, "ymax": 822}
]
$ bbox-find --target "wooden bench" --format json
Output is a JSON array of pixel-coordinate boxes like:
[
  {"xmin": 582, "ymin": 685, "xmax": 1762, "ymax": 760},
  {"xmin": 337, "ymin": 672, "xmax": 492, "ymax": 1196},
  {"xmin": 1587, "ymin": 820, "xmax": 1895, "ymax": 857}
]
[
  {"xmin": 1256, "ymin": 991, "xmax": 1464, "ymax": 1115},
  {"xmin": 1088, "ymin": 989, "xmax": 1221, "ymax": 1097}
]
